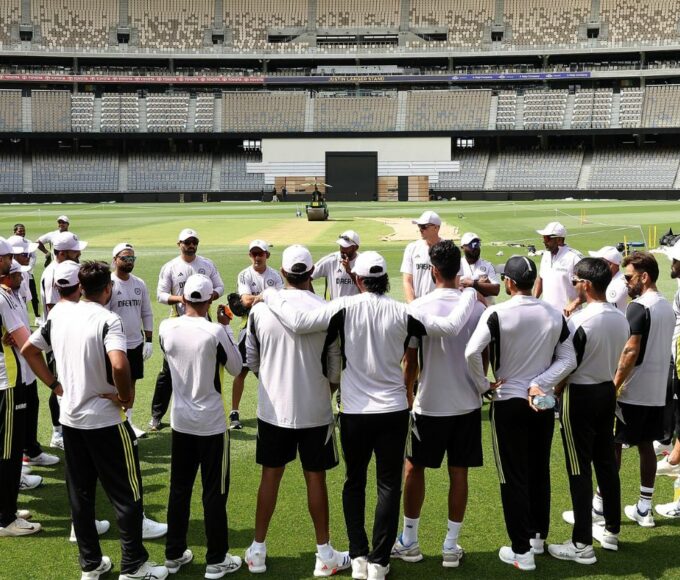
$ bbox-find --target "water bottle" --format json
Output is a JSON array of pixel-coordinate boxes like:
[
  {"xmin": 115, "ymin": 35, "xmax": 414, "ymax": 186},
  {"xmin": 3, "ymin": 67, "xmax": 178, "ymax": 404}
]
[{"xmin": 532, "ymin": 394, "xmax": 556, "ymax": 410}]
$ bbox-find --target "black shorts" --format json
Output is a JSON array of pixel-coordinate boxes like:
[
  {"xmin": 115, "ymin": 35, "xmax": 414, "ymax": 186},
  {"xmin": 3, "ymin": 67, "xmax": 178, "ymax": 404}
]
[
  {"xmin": 614, "ymin": 402, "xmax": 665, "ymax": 446},
  {"xmin": 127, "ymin": 344, "xmax": 144, "ymax": 381},
  {"xmin": 256, "ymin": 418, "xmax": 339, "ymax": 472},
  {"xmin": 407, "ymin": 409, "xmax": 483, "ymax": 469}
]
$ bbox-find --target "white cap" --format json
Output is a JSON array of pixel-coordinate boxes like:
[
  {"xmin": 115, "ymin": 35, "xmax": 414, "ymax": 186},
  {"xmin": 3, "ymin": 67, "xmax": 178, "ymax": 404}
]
[
  {"xmin": 178, "ymin": 228, "xmax": 199, "ymax": 242},
  {"xmin": 588, "ymin": 246, "xmax": 622, "ymax": 265},
  {"xmin": 668, "ymin": 243, "xmax": 680, "ymax": 262},
  {"xmin": 57, "ymin": 215, "xmax": 70, "ymax": 223},
  {"xmin": 536, "ymin": 221, "xmax": 567, "ymax": 238},
  {"xmin": 352, "ymin": 251, "xmax": 387, "ymax": 278},
  {"xmin": 249, "ymin": 240, "xmax": 270, "ymax": 253},
  {"xmin": 53, "ymin": 232, "xmax": 87, "ymax": 252},
  {"xmin": 112, "ymin": 242, "xmax": 134, "ymax": 258},
  {"xmin": 6, "ymin": 235, "xmax": 38, "ymax": 254},
  {"xmin": 336, "ymin": 230, "xmax": 361, "ymax": 248},
  {"xmin": 9, "ymin": 260, "xmax": 30, "ymax": 274},
  {"xmin": 411, "ymin": 210, "xmax": 442, "ymax": 226},
  {"xmin": 281, "ymin": 245, "xmax": 313, "ymax": 274},
  {"xmin": 53, "ymin": 260, "xmax": 81, "ymax": 288},
  {"xmin": 460, "ymin": 232, "xmax": 481, "ymax": 246},
  {"xmin": 183, "ymin": 274, "xmax": 213, "ymax": 302},
  {"xmin": 0, "ymin": 237, "xmax": 13, "ymax": 256}
]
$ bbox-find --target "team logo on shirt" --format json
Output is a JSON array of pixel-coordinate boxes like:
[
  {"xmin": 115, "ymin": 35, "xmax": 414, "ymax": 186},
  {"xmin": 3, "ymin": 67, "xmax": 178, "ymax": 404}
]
[
  {"xmin": 479, "ymin": 265, "xmax": 487, "ymax": 273},
  {"xmin": 198, "ymin": 268, "xmax": 206, "ymax": 274},
  {"xmin": 416, "ymin": 263, "xmax": 431, "ymax": 271},
  {"xmin": 266, "ymin": 279, "xmax": 275, "ymax": 287},
  {"xmin": 134, "ymin": 288, "xmax": 141, "ymax": 295}
]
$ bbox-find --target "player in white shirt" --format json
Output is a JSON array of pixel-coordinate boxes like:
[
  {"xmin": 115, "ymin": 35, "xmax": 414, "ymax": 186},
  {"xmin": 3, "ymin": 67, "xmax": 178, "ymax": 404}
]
[
  {"xmin": 401, "ymin": 211, "xmax": 443, "ymax": 302},
  {"xmin": 229, "ymin": 240, "xmax": 283, "ymax": 431},
  {"xmin": 149, "ymin": 228, "xmax": 224, "ymax": 431},
  {"xmin": 458, "ymin": 232, "xmax": 500, "ymax": 305},
  {"xmin": 109, "ymin": 243, "xmax": 154, "ymax": 439},
  {"xmin": 244, "ymin": 245, "xmax": 349, "ymax": 577},
  {"xmin": 10, "ymin": 226, "xmax": 39, "ymax": 318},
  {"xmin": 36, "ymin": 215, "xmax": 70, "ymax": 266},
  {"xmin": 160, "ymin": 274, "xmax": 243, "ymax": 578},
  {"xmin": 588, "ymin": 246, "xmax": 627, "ymax": 312},
  {"xmin": 312, "ymin": 230, "xmax": 361, "ymax": 300},
  {"xmin": 392, "ymin": 241, "xmax": 486, "ymax": 569},
  {"xmin": 22, "ymin": 261, "xmax": 169, "ymax": 580},
  {"xmin": 533, "ymin": 222, "xmax": 583, "ymax": 315}
]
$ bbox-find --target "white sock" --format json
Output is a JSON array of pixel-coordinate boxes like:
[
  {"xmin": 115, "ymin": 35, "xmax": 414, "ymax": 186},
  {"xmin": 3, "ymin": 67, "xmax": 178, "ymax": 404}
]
[
  {"xmin": 444, "ymin": 520, "xmax": 461, "ymax": 550},
  {"xmin": 592, "ymin": 490, "xmax": 603, "ymax": 513},
  {"xmin": 126, "ymin": 408, "xmax": 133, "ymax": 422},
  {"xmin": 638, "ymin": 486, "xmax": 654, "ymax": 513},
  {"xmin": 401, "ymin": 517, "xmax": 420, "ymax": 546},
  {"xmin": 251, "ymin": 540, "xmax": 266, "ymax": 554},
  {"xmin": 317, "ymin": 543, "xmax": 334, "ymax": 560},
  {"xmin": 53, "ymin": 426, "xmax": 62, "ymax": 435}
]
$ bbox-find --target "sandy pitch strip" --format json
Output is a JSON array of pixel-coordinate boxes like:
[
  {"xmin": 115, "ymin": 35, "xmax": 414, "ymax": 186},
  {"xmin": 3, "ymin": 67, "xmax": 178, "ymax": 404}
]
[{"xmin": 363, "ymin": 218, "xmax": 460, "ymax": 242}]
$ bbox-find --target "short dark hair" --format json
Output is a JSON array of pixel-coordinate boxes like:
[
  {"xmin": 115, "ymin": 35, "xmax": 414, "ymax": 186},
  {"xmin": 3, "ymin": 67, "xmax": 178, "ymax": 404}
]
[
  {"xmin": 574, "ymin": 258, "xmax": 612, "ymax": 293},
  {"xmin": 361, "ymin": 273, "xmax": 390, "ymax": 295},
  {"xmin": 622, "ymin": 251, "xmax": 659, "ymax": 283},
  {"xmin": 429, "ymin": 240, "xmax": 461, "ymax": 280},
  {"xmin": 282, "ymin": 264, "xmax": 313, "ymax": 287},
  {"xmin": 78, "ymin": 261, "xmax": 111, "ymax": 296},
  {"xmin": 13, "ymin": 223, "xmax": 24, "ymax": 232},
  {"xmin": 57, "ymin": 283, "xmax": 80, "ymax": 298}
]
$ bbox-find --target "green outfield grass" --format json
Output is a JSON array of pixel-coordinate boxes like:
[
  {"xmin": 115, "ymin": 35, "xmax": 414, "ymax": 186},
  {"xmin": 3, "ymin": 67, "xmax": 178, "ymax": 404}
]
[{"xmin": 3, "ymin": 200, "xmax": 680, "ymax": 579}]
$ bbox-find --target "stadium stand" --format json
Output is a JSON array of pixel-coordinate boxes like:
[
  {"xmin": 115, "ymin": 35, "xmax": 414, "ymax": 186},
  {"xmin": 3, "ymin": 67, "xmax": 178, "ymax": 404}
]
[
  {"xmin": 0, "ymin": 153, "xmax": 22, "ymax": 192},
  {"xmin": 221, "ymin": 152, "xmax": 265, "ymax": 191},
  {"xmin": 642, "ymin": 85, "xmax": 680, "ymax": 128},
  {"xmin": 601, "ymin": 0, "xmax": 680, "ymax": 44},
  {"xmin": 571, "ymin": 88, "xmax": 613, "ymax": 129},
  {"xmin": 146, "ymin": 93, "xmax": 190, "ymax": 132},
  {"xmin": 496, "ymin": 91, "xmax": 518, "ymax": 130},
  {"xmin": 522, "ymin": 89, "xmax": 568, "ymax": 130},
  {"xmin": 101, "ymin": 93, "xmax": 140, "ymax": 133},
  {"xmin": 31, "ymin": 90, "xmax": 71, "ymax": 132},
  {"xmin": 128, "ymin": 153, "xmax": 211, "ymax": 191},
  {"xmin": 433, "ymin": 149, "xmax": 489, "ymax": 190},
  {"xmin": 0, "ymin": 89, "xmax": 22, "ymax": 132},
  {"xmin": 495, "ymin": 149, "xmax": 584, "ymax": 190},
  {"xmin": 130, "ymin": 0, "xmax": 213, "ymax": 49},
  {"xmin": 503, "ymin": 0, "xmax": 590, "ymax": 46},
  {"xmin": 194, "ymin": 93, "xmax": 215, "ymax": 132},
  {"xmin": 409, "ymin": 0, "xmax": 493, "ymax": 47},
  {"xmin": 317, "ymin": 0, "xmax": 399, "ymax": 28},
  {"xmin": 314, "ymin": 94, "xmax": 398, "ymax": 132},
  {"xmin": 32, "ymin": 152, "xmax": 118, "ymax": 192},
  {"xmin": 589, "ymin": 148, "xmax": 680, "ymax": 189},
  {"xmin": 0, "ymin": 0, "xmax": 19, "ymax": 46},
  {"xmin": 618, "ymin": 87, "xmax": 644, "ymax": 128},
  {"xmin": 222, "ymin": 91, "xmax": 306, "ymax": 132},
  {"xmin": 405, "ymin": 90, "xmax": 491, "ymax": 131},
  {"xmin": 71, "ymin": 93, "xmax": 95, "ymax": 132},
  {"xmin": 31, "ymin": 0, "xmax": 116, "ymax": 48}
]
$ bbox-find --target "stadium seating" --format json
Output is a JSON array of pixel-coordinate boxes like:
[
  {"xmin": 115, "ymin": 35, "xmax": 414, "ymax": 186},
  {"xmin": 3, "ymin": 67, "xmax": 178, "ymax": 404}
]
[
  {"xmin": 0, "ymin": 89, "xmax": 22, "ymax": 131},
  {"xmin": 32, "ymin": 153, "xmax": 118, "ymax": 192},
  {"xmin": 642, "ymin": 85, "xmax": 680, "ymax": 128},
  {"xmin": 131, "ymin": 0, "xmax": 213, "ymax": 49},
  {"xmin": 101, "ymin": 93, "xmax": 140, "ymax": 132},
  {"xmin": 409, "ymin": 0, "xmax": 493, "ymax": 47},
  {"xmin": 221, "ymin": 152, "xmax": 265, "ymax": 191},
  {"xmin": 71, "ymin": 93, "xmax": 95, "ymax": 132},
  {"xmin": 128, "ymin": 153, "xmax": 211, "ymax": 191},
  {"xmin": 0, "ymin": 0, "xmax": 19, "ymax": 46},
  {"xmin": 495, "ymin": 149, "xmax": 584, "ymax": 190},
  {"xmin": 314, "ymin": 94, "xmax": 397, "ymax": 132},
  {"xmin": 496, "ymin": 91, "xmax": 518, "ymax": 130},
  {"xmin": 405, "ymin": 90, "xmax": 491, "ymax": 131},
  {"xmin": 571, "ymin": 89, "xmax": 613, "ymax": 129},
  {"xmin": 222, "ymin": 91, "xmax": 306, "ymax": 132},
  {"xmin": 194, "ymin": 93, "xmax": 215, "ymax": 132},
  {"xmin": 0, "ymin": 153, "xmax": 22, "ymax": 192},
  {"xmin": 433, "ymin": 149, "xmax": 489, "ymax": 190},
  {"xmin": 601, "ymin": 0, "xmax": 680, "ymax": 44},
  {"xmin": 504, "ymin": 0, "xmax": 590, "ymax": 46},
  {"xmin": 522, "ymin": 89, "xmax": 568, "ymax": 130},
  {"xmin": 618, "ymin": 87, "xmax": 644, "ymax": 128},
  {"xmin": 589, "ymin": 148, "xmax": 680, "ymax": 189},
  {"xmin": 31, "ymin": 90, "xmax": 71, "ymax": 132},
  {"xmin": 317, "ymin": 0, "xmax": 399, "ymax": 28},
  {"xmin": 146, "ymin": 93, "xmax": 190, "ymax": 132},
  {"xmin": 32, "ymin": 0, "xmax": 115, "ymax": 48}
]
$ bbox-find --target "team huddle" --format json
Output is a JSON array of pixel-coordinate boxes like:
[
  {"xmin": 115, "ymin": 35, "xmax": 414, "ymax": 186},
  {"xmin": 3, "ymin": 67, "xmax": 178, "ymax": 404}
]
[{"xmin": 1, "ymin": 210, "xmax": 680, "ymax": 580}]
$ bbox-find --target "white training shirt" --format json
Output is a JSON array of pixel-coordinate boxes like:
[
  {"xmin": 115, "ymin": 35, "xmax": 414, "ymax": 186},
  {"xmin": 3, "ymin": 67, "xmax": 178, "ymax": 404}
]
[
  {"xmin": 263, "ymin": 287, "xmax": 477, "ymax": 414},
  {"xmin": 246, "ymin": 289, "xmax": 341, "ymax": 429},
  {"xmin": 0, "ymin": 286, "xmax": 26, "ymax": 390},
  {"xmin": 312, "ymin": 251, "xmax": 360, "ymax": 300},
  {"xmin": 408, "ymin": 288, "xmax": 486, "ymax": 416},
  {"xmin": 37, "ymin": 229, "xmax": 62, "ymax": 249},
  {"xmin": 40, "ymin": 261, "xmax": 58, "ymax": 313},
  {"xmin": 606, "ymin": 271, "xmax": 628, "ymax": 312},
  {"xmin": 109, "ymin": 273, "xmax": 153, "ymax": 349},
  {"xmin": 157, "ymin": 255, "xmax": 224, "ymax": 316},
  {"xmin": 458, "ymin": 257, "xmax": 501, "ymax": 305},
  {"xmin": 12, "ymin": 287, "xmax": 36, "ymax": 385},
  {"xmin": 400, "ymin": 239, "xmax": 438, "ymax": 299},
  {"xmin": 567, "ymin": 301, "xmax": 630, "ymax": 385},
  {"xmin": 539, "ymin": 245, "xmax": 582, "ymax": 311},
  {"xmin": 159, "ymin": 316, "xmax": 242, "ymax": 436},
  {"xmin": 619, "ymin": 291, "xmax": 675, "ymax": 407},
  {"xmin": 28, "ymin": 300, "xmax": 128, "ymax": 429},
  {"xmin": 465, "ymin": 294, "xmax": 576, "ymax": 400},
  {"xmin": 237, "ymin": 265, "xmax": 283, "ymax": 296}
]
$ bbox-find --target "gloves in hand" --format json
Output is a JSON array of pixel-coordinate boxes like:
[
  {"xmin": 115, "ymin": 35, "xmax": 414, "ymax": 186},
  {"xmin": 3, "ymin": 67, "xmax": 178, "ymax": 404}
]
[{"xmin": 142, "ymin": 342, "xmax": 153, "ymax": 361}]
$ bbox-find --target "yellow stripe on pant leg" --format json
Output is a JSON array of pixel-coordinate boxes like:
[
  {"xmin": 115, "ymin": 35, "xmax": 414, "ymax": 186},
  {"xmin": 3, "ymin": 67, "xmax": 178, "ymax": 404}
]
[
  {"xmin": 118, "ymin": 424, "xmax": 141, "ymax": 502},
  {"xmin": 490, "ymin": 404, "xmax": 506, "ymax": 484},
  {"xmin": 221, "ymin": 431, "xmax": 230, "ymax": 496},
  {"xmin": 2, "ymin": 389, "xmax": 12, "ymax": 460},
  {"xmin": 562, "ymin": 386, "xmax": 581, "ymax": 477}
]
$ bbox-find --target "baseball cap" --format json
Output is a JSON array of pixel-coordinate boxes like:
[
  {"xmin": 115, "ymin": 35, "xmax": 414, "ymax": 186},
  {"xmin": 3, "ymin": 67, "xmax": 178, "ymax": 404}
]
[
  {"xmin": 53, "ymin": 232, "xmax": 88, "ymax": 252},
  {"xmin": 352, "ymin": 251, "xmax": 387, "ymax": 278},
  {"xmin": 281, "ymin": 245, "xmax": 313, "ymax": 274},
  {"xmin": 668, "ymin": 242, "xmax": 680, "ymax": 262},
  {"xmin": 7, "ymin": 235, "xmax": 38, "ymax": 254},
  {"xmin": 9, "ymin": 260, "xmax": 30, "ymax": 274},
  {"xmin": 412, "ymin": 210, "xmax": 442, "ymax": 226},
  {"xmin": 503, "ymin": 256, "xmax": 537, "ymax": 284},
  {"xmin": 460, "ymin": 232, "xmax": 481, "ymax": 246},
  {"xmin": 0, "ymin": 237, "xmax": 13, "ymax": 256},
  {"xmin": 178, "ymin": 228, "xmax": 199, "ymax": 242},
  {"xmin": 249, "ymin": 240, "xmax": 270, "ymax": 253},
  {"xmin": 536, "ymin": 221, "xmax": 567, "ymax": 238},
  {"xmin": 183, "ymin": 274, "xmax": 213, "ymax": 302},
  {"xmin": 336, "ymin": 230, "xmax": 360, "ymax": 248},
  {"xmin": 112, "ymin": 242, "xmax": 134, "ymax": 258},
  {"xmin": 54, "ymin": 260, "xmax": 81, "ymax": 288},
  {"xmin": 57, "ymin": 215, "xmax": 70, "ymax": 223},
  {"xmin": 588, "ymin": 246, "xmax": 622, "ymax": 265}
]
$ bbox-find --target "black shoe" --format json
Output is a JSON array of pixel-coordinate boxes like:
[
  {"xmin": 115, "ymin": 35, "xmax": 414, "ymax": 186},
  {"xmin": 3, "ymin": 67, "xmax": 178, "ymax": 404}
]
[
  {"xmin": 148, "ymin": 417, "xmax": 162, "ymax": 432},
  {"xmin": 229, "ymin": 411, "xmax": 243, "ymax": 430}
]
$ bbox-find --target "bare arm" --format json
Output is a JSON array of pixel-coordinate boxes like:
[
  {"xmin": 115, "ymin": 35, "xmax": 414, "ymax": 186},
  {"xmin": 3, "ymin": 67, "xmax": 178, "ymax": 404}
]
[
  {"xmin": 21, "ymin": 341, "xmax": 62, "ymax": 395},
  {"xmin": 109, "ymin": 350, "xmax": 133, "ymax": 405},
  {"xmin": 402, "ymin": 273, "xmax": 416, "ymax": 303},
  {"xmin": 532, "ymin": 277, "xmax": 543, "ymax": 299},
  {"xmin": 614, "ymin": 334, "xmax": 641, "ymax": 392},
  {"xmin": 403, "ymin": 347, "xmax": 419, "ymax": 410}
]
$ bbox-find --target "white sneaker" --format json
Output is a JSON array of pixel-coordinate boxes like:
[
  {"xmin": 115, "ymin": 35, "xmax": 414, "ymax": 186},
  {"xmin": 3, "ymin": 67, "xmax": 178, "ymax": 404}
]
[
  {"xmin": 655, "ymin": 501, "xmax": 680, "ymax": 518},
  {"xmin": 21, "ymin": 465, "xmax": 32, "ymax": 475},
  {"xmin": 50, "ymin": 431, "xmax": 64, "ymax": 450},
  {"xmin": 19, "ymin": 473, "xmax": 43, "ymax": 491},
  {"xmin": 351, "ymin": 556, "xmax": 368, "ymax": 580},
  {"xmin": 130, "ymin": 423, "xmax": 147, "ymax": 439},
  {"xmin": 624, "ymin": 504, "xmax": 655, "ymax": 528},
  {"xmin": 244, "ymin": 546, "xmax": 266, "ymax": 574},
  {"xmin": 562, "ymin": 509, "xmax": 604, "ymax": 526},
  {"xmin": 442, "ymin": 544, "xmax": 464, "ymax": 568},
  {"xmin": 656, "ymin": 456, "xmax": 680, "ymax": 477},
  {"xmin": 314, "ymin": 549, "xmax": 351, "ymax": 577},
  {"xmin": 118, "ymin": 561, "xmax": 168, "ymax": 580},
  {"xmin": 24, "ymin": 452, "xmax": 60, "ymax": 466},
  {"xmin": 81, "ymin": 556, "xmax": 112, "ymax": 580},
  {"xmin": 366, "ymin": 562, "xmax": 389, "ymax": 580},
  {"xmin": 164, "ymin": 549, "xmax": 193, "ymax": 574},
  {"xmin": 498, "ymin": 546, "xmax": 536, "ymax": 571},
  {"xmin": 654, "ymin": 440, "xmax": 674, "ymax": 456},
  {"xmin": 205, "ymin": 554, "xmax": 242, "ymax": 579},
  {"xmin": 16, "ymin": 509, "xmax": 31, "ymax": 520},
  {"xmin": 70, "ymin": 520, "xmax": 111, "ymax": 543},
  {"xmin": 592, "ymin": 525, "xmax": 619, "ymax": 551},
  {"xmin": 390, "ymin": 535, "xmax": 423, "ymax": 562},
  {"xmin": 547, "ymin": 541, "xmax": 597, "ymax": 564},
  {"xmin": 142, "ymin": 515, "xmax": 167, "ymax": 540},
  {"xmin": 0, "ymin": 517, "xmax": 42, "ymax": 537},
  {"xmin": 529, "ymin": 536, "xmax": 544, "ymax": 555}
]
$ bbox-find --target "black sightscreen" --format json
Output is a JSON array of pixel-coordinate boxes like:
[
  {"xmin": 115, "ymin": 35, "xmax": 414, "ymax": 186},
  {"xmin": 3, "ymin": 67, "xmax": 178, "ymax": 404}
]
[{"xmin": 325, "ymin": 152, "xmax": 377, "ymax": 201}]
